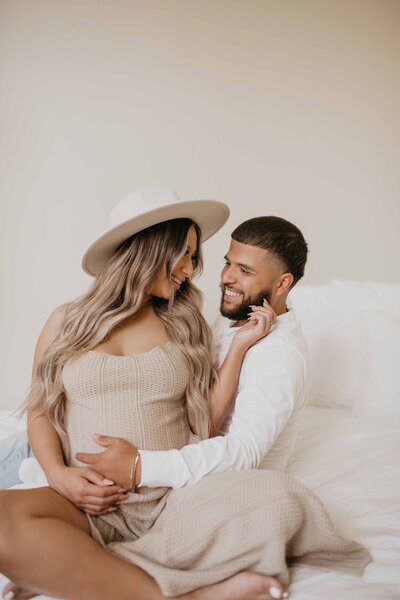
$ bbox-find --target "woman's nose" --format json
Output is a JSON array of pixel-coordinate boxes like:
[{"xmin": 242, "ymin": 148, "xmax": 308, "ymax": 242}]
[{"xmin": 181, "ymin": 258, "xmax": 194, "ymax": 279}]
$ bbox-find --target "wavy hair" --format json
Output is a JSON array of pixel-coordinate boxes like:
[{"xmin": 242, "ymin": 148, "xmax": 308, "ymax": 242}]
[{"xmin": 23, "ymin": 219, "xmax": 216, "ymax": 458}]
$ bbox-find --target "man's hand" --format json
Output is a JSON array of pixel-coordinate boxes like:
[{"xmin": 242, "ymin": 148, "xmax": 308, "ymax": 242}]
[
  {"xmin": 48, "ymin": 465, "xmax": 127, "ymax": 516},
  {"xmin": 76, "ymin": 435, "xmax": 140, "ymax": 491}
]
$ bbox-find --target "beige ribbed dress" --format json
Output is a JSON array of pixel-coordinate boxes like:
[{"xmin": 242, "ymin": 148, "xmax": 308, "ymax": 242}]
[{"xmin": 62, "ymin": 342, "xmax": 370, "ymax": 596}]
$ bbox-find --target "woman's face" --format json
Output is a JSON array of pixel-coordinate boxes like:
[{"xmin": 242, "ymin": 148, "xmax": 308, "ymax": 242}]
[{"xmin": 150, "ymin": 225, "xmax": 198, "ymax": 300}]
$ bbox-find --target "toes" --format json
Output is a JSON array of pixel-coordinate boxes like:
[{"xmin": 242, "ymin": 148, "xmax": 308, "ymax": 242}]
[
  {"xmin": 264, "ymin": 578, "xmax": 288, "ymax": 600},
  {"xmin": 2, "ymin": 580, "xmax": 19, "ymax": 599},
  {"xmin": 2, "ymin": 582, "xmax": 37, "ymax": 600}
]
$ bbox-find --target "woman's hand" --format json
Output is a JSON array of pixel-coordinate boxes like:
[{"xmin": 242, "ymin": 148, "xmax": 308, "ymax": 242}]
[
  {"xmin": 48, "ymin": 465, "xmax": 128, "ymax": 516},
  {"xmin": 232, "ymin": 299, "xmax": 276, "ymax": 351}
]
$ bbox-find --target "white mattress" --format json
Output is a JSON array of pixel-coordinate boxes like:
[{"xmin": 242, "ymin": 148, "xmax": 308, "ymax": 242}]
[{"xmin": 1, "ymin": 406, "xmax": 399, "ymax": 599}]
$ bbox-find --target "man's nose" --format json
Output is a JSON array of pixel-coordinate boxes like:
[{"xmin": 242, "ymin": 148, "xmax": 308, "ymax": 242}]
[{"xmin": 221, "ymin": 265, "xmax": 235, "ymax": 285}]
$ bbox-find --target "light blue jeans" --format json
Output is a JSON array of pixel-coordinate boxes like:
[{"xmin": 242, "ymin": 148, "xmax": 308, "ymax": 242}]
[{"xmin": 0, "ymin": 430, "xmax": 33, "ymax": 489}]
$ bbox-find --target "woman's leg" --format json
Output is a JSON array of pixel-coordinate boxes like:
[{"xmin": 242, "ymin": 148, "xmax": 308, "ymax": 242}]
[{"xmin": 0, "ymin": 488, "xmax": 285, "ymax": 600}]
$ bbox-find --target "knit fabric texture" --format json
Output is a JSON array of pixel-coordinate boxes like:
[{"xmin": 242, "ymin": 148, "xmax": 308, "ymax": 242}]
[{"xmin": 62, "ymin": 343, "xmax": 371, "ymax": 594}]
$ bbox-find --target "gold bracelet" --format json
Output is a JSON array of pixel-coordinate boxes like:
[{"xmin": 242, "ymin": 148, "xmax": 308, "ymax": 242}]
[{"xmin": 130, "ymin": 451, "xmax": 140, "ymax": 493}]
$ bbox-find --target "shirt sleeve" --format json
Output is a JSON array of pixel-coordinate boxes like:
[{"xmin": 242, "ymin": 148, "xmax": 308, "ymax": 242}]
[{"xmin": 139, "ymin": 340, "xmax": 305, "ymax": 489}]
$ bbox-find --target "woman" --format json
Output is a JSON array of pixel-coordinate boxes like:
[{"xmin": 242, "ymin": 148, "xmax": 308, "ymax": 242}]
[{"xmin": 0, "ymin": 189, "xmax": 369, "ymax": 600}]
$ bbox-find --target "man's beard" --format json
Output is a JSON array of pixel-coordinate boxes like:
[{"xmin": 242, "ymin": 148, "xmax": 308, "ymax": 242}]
[{"xmin": 220, "ymin": 285, "xmax": 273, "ymax": 321}]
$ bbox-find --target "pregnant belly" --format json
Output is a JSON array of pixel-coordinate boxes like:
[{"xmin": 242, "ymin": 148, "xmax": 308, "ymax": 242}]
[{"xmin": 64, "ymin": 398, "xmax": 190, "ymax": 467}]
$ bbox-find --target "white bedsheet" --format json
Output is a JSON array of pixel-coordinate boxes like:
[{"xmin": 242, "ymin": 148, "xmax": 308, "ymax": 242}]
[{"xmin": 1, "ymin": 406, "xmax": 399, "ymax": 599}]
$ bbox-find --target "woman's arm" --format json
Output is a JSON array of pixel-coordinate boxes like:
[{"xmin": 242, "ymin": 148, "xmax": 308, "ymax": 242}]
[
  {"xmin": 27, "ymin": 305, "xmax": 69, "ymax": 481},
  {"xmin": 27, "ymin": 305, "xmax": 126, "ymax": 514},
  {"xmin": 209, "ymin": 302, "xmax": 276, "ymax": 436}
]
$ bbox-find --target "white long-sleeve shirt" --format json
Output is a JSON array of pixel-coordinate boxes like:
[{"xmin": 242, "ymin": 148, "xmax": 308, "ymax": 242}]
[{"xmin": 139, "ymin": 309, "xmax": 309, "ymax": 489}]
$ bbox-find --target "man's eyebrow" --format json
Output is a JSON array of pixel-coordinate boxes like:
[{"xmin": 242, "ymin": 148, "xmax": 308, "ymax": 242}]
[{"xmin": 223, "ymin": 255, "xmax": 257, "ymax": 273}]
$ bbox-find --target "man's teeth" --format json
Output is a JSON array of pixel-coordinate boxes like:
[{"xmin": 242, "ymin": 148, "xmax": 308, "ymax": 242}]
[{"xmin": 224, "ymin": 289, "xmax": 241, "ymax": 297}]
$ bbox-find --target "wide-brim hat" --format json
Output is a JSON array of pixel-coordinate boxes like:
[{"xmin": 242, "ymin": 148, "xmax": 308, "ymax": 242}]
[{"xmin": 82, "ymin": 187, "xmax": 230, "ymax": 276}]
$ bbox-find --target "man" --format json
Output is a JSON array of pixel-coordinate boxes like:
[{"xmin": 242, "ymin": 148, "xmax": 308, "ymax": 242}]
[{"xmin": 0, "ymin": 215, "xmax": 308, "ymax": 499}]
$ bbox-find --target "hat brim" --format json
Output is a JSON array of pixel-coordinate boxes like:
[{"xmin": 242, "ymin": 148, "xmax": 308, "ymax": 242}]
[{"xmin": 82, "ymin": 199, "xmax": 230, "ymax": 276}]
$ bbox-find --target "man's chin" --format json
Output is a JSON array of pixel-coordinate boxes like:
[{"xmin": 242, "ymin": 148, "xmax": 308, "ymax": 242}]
[
  {"xmin": 220, "ymin": 302, "xmax": 246, "ymax": 320},
  {"xmin": 220, "ymin": 301, "xmax": 233, "ymax": 318}
]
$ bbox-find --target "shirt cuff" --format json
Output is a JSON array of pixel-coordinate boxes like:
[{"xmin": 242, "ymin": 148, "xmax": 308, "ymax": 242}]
[{"xmin": 138, "ymin": 448, "xmax": 190, "ymax": 489}]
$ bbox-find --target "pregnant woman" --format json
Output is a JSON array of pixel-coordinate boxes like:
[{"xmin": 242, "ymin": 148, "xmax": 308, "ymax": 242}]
[{"xmin": 0, "ymin": 188, "xmax": 369, "ymax": 600}]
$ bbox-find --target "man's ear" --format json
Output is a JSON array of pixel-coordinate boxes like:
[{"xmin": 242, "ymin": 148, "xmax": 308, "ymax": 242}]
[{"xmin": 275, "ymin": 273, "xmax": 293, "ymax": 297}]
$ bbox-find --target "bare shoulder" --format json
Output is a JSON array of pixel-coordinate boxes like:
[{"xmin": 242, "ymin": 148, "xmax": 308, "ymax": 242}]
[
  {"xmin": 46, "ymin": 303, "xmax": 69, "ymax": 328},
  {"xmin": 40, "ymin": 303, "xmax": 69, "ymax": 339},
  {"xmin": 32, "ymin": 303, "xmax": 70, "ymax": 377}
]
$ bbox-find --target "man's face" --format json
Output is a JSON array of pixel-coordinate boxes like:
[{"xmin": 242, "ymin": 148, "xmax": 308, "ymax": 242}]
[{"xmin": 220, "ymin": 239, "xmax": 278, "ymax": 321}]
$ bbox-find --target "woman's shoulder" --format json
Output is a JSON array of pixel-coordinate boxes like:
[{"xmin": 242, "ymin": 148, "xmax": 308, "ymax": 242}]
[
  {"xmin": 45, "ymin": 303, "xmax": 70, "ymax": 331},
  {"xmin": 32, "ymin": 304, "xmax": 71, "ymax": 375},
  {"xmin": 37, "ymin": 304, "xmax": 70, "ymax": 347}
]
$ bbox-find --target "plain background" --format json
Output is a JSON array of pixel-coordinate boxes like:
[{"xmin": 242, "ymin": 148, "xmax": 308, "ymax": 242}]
[{"xmin": 1, "ymin": 0, "xmax": 399, "ymax": 410}]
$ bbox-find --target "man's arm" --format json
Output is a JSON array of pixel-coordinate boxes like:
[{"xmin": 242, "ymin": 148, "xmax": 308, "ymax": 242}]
[{"xmin": 139, "ymin": 341, "xmax": 306, "ymax": 489}]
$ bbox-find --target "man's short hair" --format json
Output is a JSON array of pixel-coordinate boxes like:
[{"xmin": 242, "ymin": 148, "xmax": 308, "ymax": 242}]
[{"xmin": 231, "ymin": 216, "xmax": 308, "ymax": 286}]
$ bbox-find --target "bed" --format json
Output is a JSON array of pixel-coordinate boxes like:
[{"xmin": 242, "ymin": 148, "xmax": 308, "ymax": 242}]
[{"xmin": 1, "ymin": 281, "xmax": 399, "ymax": 599}]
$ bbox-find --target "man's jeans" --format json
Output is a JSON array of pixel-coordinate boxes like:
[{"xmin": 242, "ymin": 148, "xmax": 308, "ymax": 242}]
[{"xmin": 0, "ymin": 430, "xmax": 33, "ymax": 489}]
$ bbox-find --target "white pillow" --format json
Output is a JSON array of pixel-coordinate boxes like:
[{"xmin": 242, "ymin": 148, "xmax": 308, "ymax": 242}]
[
  {"xmin": 354, "ymin": 311, "xmax": 400, "ymax": 417},
  {"xmin": 0, "ymin": 410, "xmax": 26, "ymax": 441},
  {"xmin": 289, "ymin": 282, "xmax": 400, "ymax": 410},
  {"xmin": 332, "ymin": 280, "xmax": 400, "ymax": 315}
]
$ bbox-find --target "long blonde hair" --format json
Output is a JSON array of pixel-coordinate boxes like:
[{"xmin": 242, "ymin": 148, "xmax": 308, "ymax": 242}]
[{"xmin": 24, "ymin": 219, "xmax": 217, "ymax": 455}]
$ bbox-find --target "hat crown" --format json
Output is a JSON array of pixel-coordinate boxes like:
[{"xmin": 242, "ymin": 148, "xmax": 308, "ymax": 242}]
[{"xmin": 109, "ymin": 187, "xmax": 180, "ymax": 228}]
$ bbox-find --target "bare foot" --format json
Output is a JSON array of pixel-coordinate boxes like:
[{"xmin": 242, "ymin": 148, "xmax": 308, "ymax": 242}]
[
  {"xmin": 188, "ymin": 572, "xmax": 288, "ymax": 600},
  {"xmin": 2, "ymin": 581, "xmax": 38, "ymax": 600}
]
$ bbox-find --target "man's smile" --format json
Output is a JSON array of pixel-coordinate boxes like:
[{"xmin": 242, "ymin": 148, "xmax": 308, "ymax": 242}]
[{"xmin": 222, "ymin": 287, "xmax": 243, "ymax": 301}]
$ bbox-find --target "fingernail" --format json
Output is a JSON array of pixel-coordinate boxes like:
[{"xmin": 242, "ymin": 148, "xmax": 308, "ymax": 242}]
[
  {"xmin": 103, "ymin": 479, "xmax": 114, "ymax": 485},
  {"xmin": 269, "ymin": 587, "xmax": 283, "ymax": 599},
  {"xmin": 118, "ymin": 495, "xmax": 128, "ymax": 501},
  {"xmin": 4, "ymin": 592, "xmax": 15, "ymax": 600},
  {"xmin": 108, "ymin": 506, "xmax": 117, "ymax": 512},
  {"xmin": 282, "ymin": 593, "xmax": 289, "ymax": 599}
]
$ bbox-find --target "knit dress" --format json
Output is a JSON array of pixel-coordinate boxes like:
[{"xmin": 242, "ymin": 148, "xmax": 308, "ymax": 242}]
[{"xmin": 62, "ymin": 342, "xmax": 370, "ymax": 596}]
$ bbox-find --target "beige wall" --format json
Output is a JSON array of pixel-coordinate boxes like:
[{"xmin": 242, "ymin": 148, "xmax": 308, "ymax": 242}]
[{"xmin": 1, "ymin": 0, "xmax": 399, "ymax": 409}]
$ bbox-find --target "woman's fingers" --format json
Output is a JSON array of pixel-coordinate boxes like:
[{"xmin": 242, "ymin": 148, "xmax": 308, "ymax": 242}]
[
  {"xmin": 83, "ymin": 468, "xmax": 126, "ymax": 491},
  {"xmin": 249, "ymin": 303, "xmax": 276, "ymax": 318},
  {"xmin": 81, "ymin": 492, "xmax": 128, "ymax": 508},
  {"xmin": 248, "ymin": 315, "xmax": 271, "ymax": 335},
  {"xmin": 83, "ymin": 477, "xmax": 125, "ymax": 498},
  {"xmin": 249, "ymin": 304, "xmax": 276, "ymax": 324},
  {"xmin": 248, "ymin": 311, "xmax": 275, "ymax": 324},
  {"xmin": 248, "ymin": 311, "xmax": 275, "ymax": 325}
]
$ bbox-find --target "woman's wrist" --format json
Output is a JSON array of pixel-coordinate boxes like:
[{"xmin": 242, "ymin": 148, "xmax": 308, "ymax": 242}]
[
  {"xmin": 229, "ymin": 335, "xmax": 251, "ymax": 354},
  {"xmin": 47, "ymin": 463, "xmax": 68, "ymax": 488}
]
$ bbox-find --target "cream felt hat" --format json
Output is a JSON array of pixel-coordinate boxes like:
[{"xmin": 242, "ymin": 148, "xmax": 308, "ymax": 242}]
[{"xmin": 82, "ymin": 187, "xmax": 230, "ymax": 276}]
